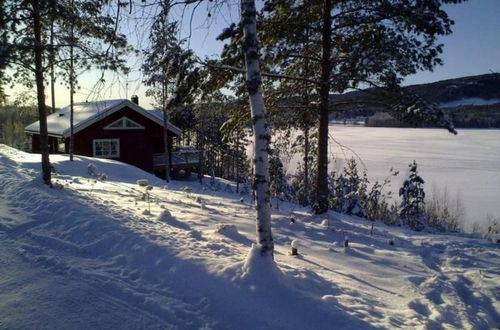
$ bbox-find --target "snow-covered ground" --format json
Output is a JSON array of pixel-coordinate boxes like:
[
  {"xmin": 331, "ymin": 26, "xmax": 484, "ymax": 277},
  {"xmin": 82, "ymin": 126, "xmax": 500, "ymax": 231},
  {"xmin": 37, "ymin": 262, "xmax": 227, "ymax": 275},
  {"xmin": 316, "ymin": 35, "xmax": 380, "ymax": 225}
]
[
  {"xmin": 0, "ymin": 145, "xmax": 499, "ymax": 329},
  {"xmin": 284, "ymin": 126, "xmax": 500, "ymax": 230}
]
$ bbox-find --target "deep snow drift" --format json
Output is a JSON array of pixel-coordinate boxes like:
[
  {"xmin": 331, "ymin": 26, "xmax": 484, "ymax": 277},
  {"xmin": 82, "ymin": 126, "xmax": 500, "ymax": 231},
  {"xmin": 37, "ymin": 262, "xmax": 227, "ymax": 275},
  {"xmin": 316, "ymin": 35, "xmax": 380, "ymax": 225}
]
[{"xmin": 0, "ymin": 145, "xmax": 498, "ymax": 329}]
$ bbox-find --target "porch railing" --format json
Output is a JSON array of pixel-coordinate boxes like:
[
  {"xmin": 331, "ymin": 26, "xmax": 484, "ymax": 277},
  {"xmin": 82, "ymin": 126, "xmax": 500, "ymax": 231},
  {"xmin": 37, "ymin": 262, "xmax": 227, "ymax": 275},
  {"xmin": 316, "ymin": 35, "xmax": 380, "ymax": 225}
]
[{"xmin": 153, "ymin": 149, "xmax": 201, "ymax": 167}]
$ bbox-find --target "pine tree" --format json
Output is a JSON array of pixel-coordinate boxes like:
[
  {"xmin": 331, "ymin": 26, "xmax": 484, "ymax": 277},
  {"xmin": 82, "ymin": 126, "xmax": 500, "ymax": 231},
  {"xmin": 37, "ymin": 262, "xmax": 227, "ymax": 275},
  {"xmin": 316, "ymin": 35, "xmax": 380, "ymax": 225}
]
[
  {"xmin": 399, "ymin": 160, "xmax": 427, "ymax": 231},
  {"xmin": 257, "ymin": 0, "xmax": 465, "ymax": 214},
  {"xmin": 142, "ymin": 4, "xmax": 201, "ymax": 181}
]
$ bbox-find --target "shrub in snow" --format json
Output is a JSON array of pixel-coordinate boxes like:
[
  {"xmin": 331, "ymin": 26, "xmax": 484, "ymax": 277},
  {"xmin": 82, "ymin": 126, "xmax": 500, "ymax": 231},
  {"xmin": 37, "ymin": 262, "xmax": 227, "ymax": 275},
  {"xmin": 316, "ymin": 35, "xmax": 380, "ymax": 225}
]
[
  {"xmin": 215, "ymin": 224, "xmax": 238, "ymax": 235},
  {"xmin": 136, "ymin": 179, "xmax": 149, "ymax": 187},
  {"xmin": 136, "ymin": 181, "xmax": 153, "ymax": 213},
  {"xmin": 399, "ymin": 161, "xmax": 427, "ymax": 231},
  {"xmin": 72, "ymin": 177, "xmax": 81, "ymax": 184},
  {"xmin": 426, "ymin": 185, "xmax": 464, "ymax": 232},
  {"xmin": 224, "ymin": 183, "xmax": 233, "ymax": 193},
  {"xmin": 142, "ymin": 209, "xmax": 151, "ymax": 216},
  {"xmin": 339, "ymin": 159, "xmax": 367, "ymax": 218},
  {"xmin": 87, "ymin": 164, "xmax": 106, "ymax": 180},
  {"xmin": 268, "ymin": 153, "xmax": 291, "ymax": 210},
  {"xmin": 159, "ymin": 210, "xmax": 172, "ymax": 222},
  {"xmin": 52, "ymin": 180, "xmax": 64, "ymax": 190},
  {"xmin": 388, "ymin": 238, "xmax": 395, "ymax": 246},
  {"xmin": 321, "ymin": 219, "xmax": 329, "ymax": 228}
]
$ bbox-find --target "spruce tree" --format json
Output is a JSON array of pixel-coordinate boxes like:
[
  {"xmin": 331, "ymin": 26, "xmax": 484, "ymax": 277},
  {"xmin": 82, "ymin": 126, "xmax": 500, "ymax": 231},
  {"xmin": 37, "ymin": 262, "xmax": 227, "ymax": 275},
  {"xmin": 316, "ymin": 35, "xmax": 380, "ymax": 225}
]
[{"xmin": 399, "ymin": 160, "xmax": 427, "ymax": 231}]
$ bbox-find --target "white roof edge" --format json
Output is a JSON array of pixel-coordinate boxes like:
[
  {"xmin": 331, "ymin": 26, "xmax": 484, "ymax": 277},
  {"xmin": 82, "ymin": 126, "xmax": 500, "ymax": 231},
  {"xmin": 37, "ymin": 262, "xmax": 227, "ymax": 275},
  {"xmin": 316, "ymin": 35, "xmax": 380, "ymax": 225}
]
[
  {"xmin": 48, "ymin": 99, "xmax": 181, "ymax": 138},
  {"xmin": 25, "ymin": 130, "xmax": 63, "ymax": 138}
]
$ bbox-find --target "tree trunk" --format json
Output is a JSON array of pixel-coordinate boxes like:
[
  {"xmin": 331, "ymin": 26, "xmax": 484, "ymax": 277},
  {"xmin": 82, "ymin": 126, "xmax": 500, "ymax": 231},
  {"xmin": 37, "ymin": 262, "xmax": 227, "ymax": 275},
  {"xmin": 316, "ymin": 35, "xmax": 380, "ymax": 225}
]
[
  {"xmin": 314, "ymin": 0, "xmax": 332, "ymax": 214},
  {"xmin": 241, "ymin": 0, "xmax": 273, "ymax": 257},
  {"xmin": 50, "ymin": 21, "xmax": 55, "ymax": 115},
  {"xmin": 236, "ymin": 132, "xmax": 240, "ymax": 193},
  {"xmin": 304, "ymin": 126, "xmax": 309, "ymax": 205},
  {"xmin": 32, "ymin": 1, "xmax": 51, "ymax": 185},
  {"xmin": 162, "ymin": 112, "xmax": 170, "ymax": 181},
  {"xmin": 69, "ymin": 2, "xmax": 75, "ymax": 161}
]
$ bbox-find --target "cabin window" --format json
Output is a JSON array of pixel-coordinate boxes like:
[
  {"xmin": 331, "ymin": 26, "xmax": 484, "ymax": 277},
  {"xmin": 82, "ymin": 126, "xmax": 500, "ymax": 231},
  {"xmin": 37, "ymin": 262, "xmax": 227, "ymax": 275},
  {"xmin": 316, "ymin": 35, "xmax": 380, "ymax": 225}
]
[
  {"xmin": 104, "ymin": 117, "xmax": 144, "ymax": 130},
  {"xmin": 93, "ymin": 139, "xmax": 120, "ymax": 158}
]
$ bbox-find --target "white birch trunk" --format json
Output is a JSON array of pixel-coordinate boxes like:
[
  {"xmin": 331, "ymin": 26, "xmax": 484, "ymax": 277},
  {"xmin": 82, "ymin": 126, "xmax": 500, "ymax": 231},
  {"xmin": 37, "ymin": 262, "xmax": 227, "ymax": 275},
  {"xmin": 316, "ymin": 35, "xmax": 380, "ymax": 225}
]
[{"xmin": 240, "ymin": 0, "xmax": 274, "ymax": 257}]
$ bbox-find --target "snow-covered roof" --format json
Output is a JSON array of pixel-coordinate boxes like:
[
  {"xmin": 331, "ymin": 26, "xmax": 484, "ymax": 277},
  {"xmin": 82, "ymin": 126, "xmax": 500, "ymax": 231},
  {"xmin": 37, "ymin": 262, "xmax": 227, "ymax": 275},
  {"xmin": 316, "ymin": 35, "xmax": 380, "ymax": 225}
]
[{"xmin": 25, "ymin": 99, "xmax": 182, "ymax": 138}]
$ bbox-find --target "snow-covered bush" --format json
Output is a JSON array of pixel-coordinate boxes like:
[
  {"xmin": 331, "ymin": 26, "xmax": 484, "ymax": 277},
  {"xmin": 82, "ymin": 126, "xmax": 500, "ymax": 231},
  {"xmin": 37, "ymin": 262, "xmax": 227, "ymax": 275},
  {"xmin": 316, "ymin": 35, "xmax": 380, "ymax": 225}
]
[
  {"xmin": 215, "ymin": 224, "xmax": 238, "ymax": 235},
  {"xmin": 159, "ymin": 209, "xmax": 172, "ymax": 222},
  {"xmin": 328, "ymin": 158, "xmax": 367, "ymax": 218},
  {"xmin": 290, "ymin": 162, "xmax": 316, "ymax": 206},
  {"xmin": 269, "ymin": 153, "xmax": 289, "ymax": 208},
  {"xmin": 137, "ymin": 179, "xmax": 149, "ymax": 187},
  {"xmin": 426, "ymin": 186, "xmax": 464, "ymax": 232},
  {"xmin": 399, "ymin": 161, "xmax": 427, "ymax": 231}
]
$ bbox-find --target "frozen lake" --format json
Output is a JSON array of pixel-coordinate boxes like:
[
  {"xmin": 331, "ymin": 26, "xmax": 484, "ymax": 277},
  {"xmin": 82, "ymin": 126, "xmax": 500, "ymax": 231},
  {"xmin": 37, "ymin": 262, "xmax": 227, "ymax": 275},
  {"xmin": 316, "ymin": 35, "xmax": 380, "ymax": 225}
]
[{"xmin": 283, "ymin": 126, "xmax": 500, "ymax": 230}]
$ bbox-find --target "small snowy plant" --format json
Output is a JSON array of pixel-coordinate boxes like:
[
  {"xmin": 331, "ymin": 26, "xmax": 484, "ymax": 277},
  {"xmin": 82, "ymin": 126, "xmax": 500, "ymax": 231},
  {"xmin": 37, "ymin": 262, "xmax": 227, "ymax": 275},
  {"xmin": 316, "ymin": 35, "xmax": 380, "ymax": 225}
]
[
  {"xmin": 215, "ymin": 224, "xmax": 238, "ymax": 235},
  {"xmin": 88, "ymin": 163, "xmax": 98, "ymax": 176},
  {"xmin": 182, "ymin": 186, "xmax": 192, "ymax": 196},
  {"xmin": 137, "ymin": 179, "xmax": 153, "ymax": 215}
]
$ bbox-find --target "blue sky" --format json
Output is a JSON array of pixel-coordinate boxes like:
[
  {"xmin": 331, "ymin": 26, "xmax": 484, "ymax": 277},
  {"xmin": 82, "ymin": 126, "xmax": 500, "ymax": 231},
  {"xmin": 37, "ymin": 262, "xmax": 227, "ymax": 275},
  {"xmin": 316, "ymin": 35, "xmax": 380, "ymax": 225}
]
[
  {"xmin": 6, "ymin": 0, "xmax": 500, "ymax": 108},
  {"xmin": 403, "ymin": 0, "xmax": 500, "ymax": 86}
]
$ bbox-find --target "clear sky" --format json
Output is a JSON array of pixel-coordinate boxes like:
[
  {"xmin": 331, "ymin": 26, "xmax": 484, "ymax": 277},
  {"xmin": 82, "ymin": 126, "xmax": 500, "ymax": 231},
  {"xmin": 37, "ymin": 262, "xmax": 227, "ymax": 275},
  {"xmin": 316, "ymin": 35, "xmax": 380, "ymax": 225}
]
[{"xmin": 5, "ymin": 0, "xmax": 500, "ymax": 108}]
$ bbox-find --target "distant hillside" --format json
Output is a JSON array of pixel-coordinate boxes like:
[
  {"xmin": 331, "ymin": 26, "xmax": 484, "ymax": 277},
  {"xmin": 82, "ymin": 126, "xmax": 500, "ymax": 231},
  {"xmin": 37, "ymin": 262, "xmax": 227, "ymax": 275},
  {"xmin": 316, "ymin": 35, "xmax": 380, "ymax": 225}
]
[{"xmin": 329, "ymin": 73, "xmax": 500, "ymax": 128}]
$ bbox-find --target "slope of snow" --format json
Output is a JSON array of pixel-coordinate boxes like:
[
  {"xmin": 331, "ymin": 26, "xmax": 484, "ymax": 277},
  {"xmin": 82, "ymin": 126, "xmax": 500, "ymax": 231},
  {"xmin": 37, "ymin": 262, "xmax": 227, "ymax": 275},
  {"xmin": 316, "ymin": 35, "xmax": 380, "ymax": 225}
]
[{"xmin": 0, "ymin": 145, "xmax": 499, "ymax": 329}]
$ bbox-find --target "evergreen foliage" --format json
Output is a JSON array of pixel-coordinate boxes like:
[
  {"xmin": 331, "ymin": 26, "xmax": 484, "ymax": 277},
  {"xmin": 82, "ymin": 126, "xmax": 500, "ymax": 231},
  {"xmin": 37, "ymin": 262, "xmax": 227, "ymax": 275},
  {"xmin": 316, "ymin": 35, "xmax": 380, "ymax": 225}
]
[{"xmin": 399, "ymin": 161, "xmax": 427, "ymax": 231}]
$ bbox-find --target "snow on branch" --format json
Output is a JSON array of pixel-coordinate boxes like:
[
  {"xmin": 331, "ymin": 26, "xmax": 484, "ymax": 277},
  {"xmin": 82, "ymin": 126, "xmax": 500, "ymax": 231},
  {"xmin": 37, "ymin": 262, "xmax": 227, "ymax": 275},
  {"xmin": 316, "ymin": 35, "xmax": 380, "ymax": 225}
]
[{"xmin": 384, "ymin": 86, "xmax": 457, "ymax": 135}]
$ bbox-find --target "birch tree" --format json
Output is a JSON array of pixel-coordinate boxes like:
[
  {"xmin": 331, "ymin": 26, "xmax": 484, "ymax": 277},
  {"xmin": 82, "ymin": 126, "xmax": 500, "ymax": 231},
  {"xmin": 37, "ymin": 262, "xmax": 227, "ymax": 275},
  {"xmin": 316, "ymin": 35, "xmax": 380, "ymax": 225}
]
[{"xmin": 240, "ymin": 0, "xmax": 274, "ymax": 256}]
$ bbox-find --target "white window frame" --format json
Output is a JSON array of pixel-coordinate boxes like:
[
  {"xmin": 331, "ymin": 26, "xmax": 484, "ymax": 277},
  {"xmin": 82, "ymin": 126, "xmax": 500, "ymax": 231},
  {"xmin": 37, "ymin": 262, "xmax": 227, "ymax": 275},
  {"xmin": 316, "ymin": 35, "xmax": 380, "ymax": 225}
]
[
  {"xmin": 93, "ymin": 139, "xmax": 120, "ymax": 158},
  {"xmin": 104, "ymin": 116, "xmax": 144, "ymax": 130}
]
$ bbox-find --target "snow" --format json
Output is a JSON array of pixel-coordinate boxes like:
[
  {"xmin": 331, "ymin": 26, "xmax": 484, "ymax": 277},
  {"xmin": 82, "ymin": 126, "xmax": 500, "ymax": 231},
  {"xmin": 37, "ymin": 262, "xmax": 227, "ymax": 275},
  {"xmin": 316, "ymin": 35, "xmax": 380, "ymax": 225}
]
[
  {"xmin": 439, "ymin": 97, "xmax": 500, "ymax": 108},
  {"xmin": 24, "ymin": 99, "xmax": 181, "ymax": 137},
  {"xmin": 1, "ymin": 145, "xmax": 499, "ymax": 329}
]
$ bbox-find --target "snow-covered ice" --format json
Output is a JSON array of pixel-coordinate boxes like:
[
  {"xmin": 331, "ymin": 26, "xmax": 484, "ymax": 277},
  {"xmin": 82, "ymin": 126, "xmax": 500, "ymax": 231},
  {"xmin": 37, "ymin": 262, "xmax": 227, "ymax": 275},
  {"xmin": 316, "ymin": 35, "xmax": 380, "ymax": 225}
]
[{"xmin": 0, "ymin": 145, "xmax": 499, "ymax": 329}]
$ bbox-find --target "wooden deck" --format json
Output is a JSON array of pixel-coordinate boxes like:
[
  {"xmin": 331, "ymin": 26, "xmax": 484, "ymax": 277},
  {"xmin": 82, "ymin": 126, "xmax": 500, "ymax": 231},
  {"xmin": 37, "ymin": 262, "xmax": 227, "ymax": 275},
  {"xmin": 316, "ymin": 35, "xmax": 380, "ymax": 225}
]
[{"xmin": 153, "ymin": 149, "xmax": 200, "ymax": 169}]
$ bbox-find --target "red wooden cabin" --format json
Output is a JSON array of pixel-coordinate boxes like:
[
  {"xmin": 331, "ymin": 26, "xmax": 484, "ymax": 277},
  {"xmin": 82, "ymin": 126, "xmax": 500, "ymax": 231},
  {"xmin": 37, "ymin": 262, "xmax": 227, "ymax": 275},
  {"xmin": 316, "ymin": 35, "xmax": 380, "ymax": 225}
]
[{"xmin": 25, "ymin": 98, "xmax": 185, "ymax": 174}]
